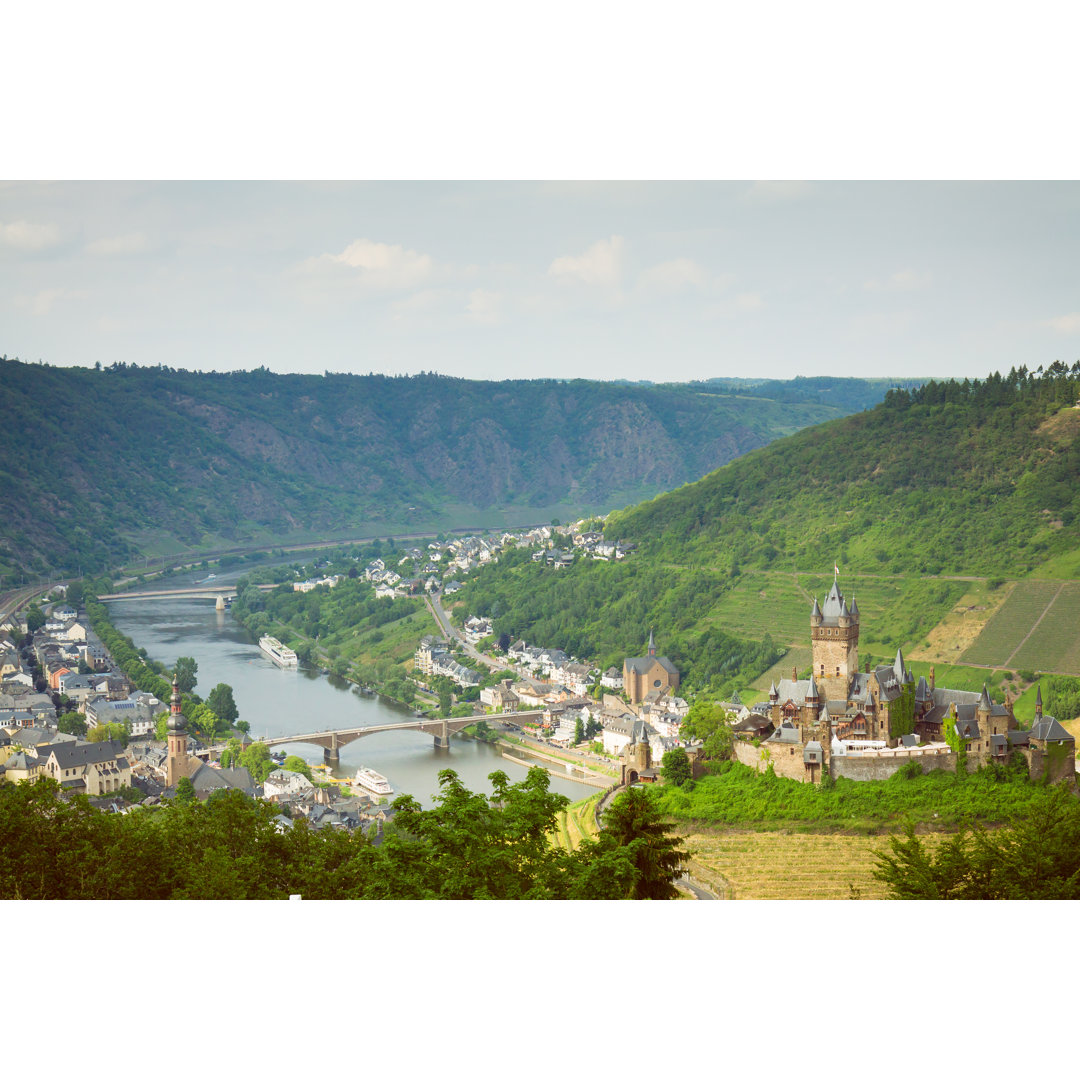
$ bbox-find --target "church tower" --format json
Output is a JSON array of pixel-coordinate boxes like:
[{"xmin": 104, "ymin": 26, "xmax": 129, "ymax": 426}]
[
  {"xmin": 810, "ymin": 574, "xmax": 860, "ymax": 701},
  {"xmin": 166, "ymin": 675, "xmax": 190, "ymax": 788}
]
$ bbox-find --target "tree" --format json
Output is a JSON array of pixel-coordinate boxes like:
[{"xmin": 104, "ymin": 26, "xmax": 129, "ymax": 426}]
[
  {"xmin": 596, "ymin": 786, "xmax": 687, "ymax": 899},
  {"xmin": 58, "ymin": 712, "xmax": 88, "ymax": 736},
  {"xmin": 87, "ymin": 721, "xmax": 128, "ymax": 747},
  {"xmin": 174, "ymin": 656, "xmax": 198, "ymax": 695},
  {"xmin": 219, "ymin": 737, "xmax": 243, "ymax": 769},
  {"xmin": 235, "ymin": 719, "xmax": 250, "ymax": 734},
  {"xmin": 25, "ymin": 605, "xmax": 45, "ymax": 632},
  {"xmin": 77, "ymin": 659, "xmax": 94, "ymax": 675},
  {"xmin": 174, "ymin": 776, "xmax": 196, "ymax": 805},
  {"xmin": 206, "ymin": 683, "xmax": 239, "ymax": 726},
  {"xmin": 283, "ymin": 755, "xmax": 313, "ymax": 782},
  {"xmin": 573, "ymin": 717, "xmax": 584, "ymax": 745},
  {"xmin": 154, "ymin": 713, "xmax": 169, "ymax": 741},
  {"xmin": 238, "ymin": 741, "xmax": 274, "ymax": 784},
  {"xmin": 498, "ymin": 631, "xmax": 511, "ymax": 653},
  {"xmin": 873, "ymin": 787, "xmax": 1080, "ymax": 899},
  {"xmin": 660, "ymin": 747, "xmax": 692, "ymax": 786}
]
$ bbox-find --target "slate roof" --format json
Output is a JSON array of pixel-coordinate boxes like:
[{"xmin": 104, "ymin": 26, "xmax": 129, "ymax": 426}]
[
  {"xmin": 44, "ymin": 739, "xmax": 128, "ymax": 770},
  {"xmin": 768, "ymin": 722, "xmax": 801, "ymax": 744},
  {"xmin": 821, "ymin": 581, "xmax": 845, "ymax": 621},
  {"xmin": 1030, "ymin": 717, "xmax": 1073, "ymax": 744},
  {"xmin": 624, "ymin": 655, "xmax": 679, "ymax": 676}
]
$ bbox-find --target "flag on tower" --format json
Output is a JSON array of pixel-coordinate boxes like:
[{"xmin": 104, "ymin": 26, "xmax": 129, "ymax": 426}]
[{"xmin": 834, "ymin": 562, "xmax": 840, "ymax": 576}]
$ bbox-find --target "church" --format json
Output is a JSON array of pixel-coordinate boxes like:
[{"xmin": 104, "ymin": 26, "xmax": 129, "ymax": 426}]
[
  {"xmin": 622, "ymin": 630, "xmax": 680, "ymax": 704},
  {"xmin": 739, "ymin": 575, "xmax": 1075, "ymax": 784}
]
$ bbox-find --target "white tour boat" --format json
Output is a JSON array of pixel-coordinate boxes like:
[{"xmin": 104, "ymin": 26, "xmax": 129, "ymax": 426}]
[
  {"xmin": 259, "ymin": 635, "xmax": 298, "ymax": 668},
  {"xmin": 353, "ymin": 766, "xmax": 394, "ymax": 798}
]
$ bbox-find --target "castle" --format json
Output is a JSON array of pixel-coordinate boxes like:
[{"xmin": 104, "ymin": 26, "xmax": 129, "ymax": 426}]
[{"xmin": 734, "ymin": 575, "xmax": 1076, "ymax": 784}]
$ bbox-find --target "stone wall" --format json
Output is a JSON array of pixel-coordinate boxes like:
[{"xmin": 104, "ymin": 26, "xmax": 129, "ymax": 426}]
[
  {"xmin": 734, "ymin": 740, "xmax": 809, "ymax": 782},
  {"xmin": 831, "ymin": 749, "xmax": 956, "ymax": 782}
]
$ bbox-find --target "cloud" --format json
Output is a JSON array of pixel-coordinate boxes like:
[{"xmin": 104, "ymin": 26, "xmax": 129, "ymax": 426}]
[
  {"xmin": 734, "ymin": 292, "xmax": 765, "ymax": 311},
  {"xmin": 466, "ymin": 288, "xmax": 501, "ymax": 325},
  {"xmin": 1045, "ymin": 312, "xmax": 1080, "ymax": 334},
  {"xmin": 389, "ymin": 289, "xmax": 449, "ymax": 323},
  {"xmin": 745, "ymin": 180, "xmax": 811, "ymax": 203},
  {"xmin": 548, "ymin": 235, "xmax": 625, "ymax": 288},
  {"xmin": 864, "ymin": 269, "xmax": 933, "ymax": 292},
  {"xmin": 86, "ymin": 231, "xmax": 147, "ymax": 255},
  {"xmin": 15, "ymin": 288, "xmax": 84, "ymax": 316},
  {"xmin": 637, "ymin": 258, "xmax": 708, "ymax": 295},
  {"xmin": 307, "ymin": 238, "xmax": 434, "ymax": 290},
  {"xmin": 0, "ymin": 219, "xmax": 60, "ymax": 251}
]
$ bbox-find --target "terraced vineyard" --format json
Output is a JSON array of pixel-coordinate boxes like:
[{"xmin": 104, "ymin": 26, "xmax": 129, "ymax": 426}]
[
  {"xmin": 682, "ymin": 830, "xmax": 940, "ymax": 899},
  {"xmin": 551, "ymin": 792, "xmax": 602, "ymax": 852},
  {"xmin": 962, "ymin": 580, "xmax": 1069, "ymax": 668},
  {"xmin": 1009, "ymin": 582, "xmax": 1080, "ymax": 673}
]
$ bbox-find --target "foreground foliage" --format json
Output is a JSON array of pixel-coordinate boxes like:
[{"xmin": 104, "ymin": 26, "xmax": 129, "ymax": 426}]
[
  {"xmin": 0, "ymin": 769, "xmax": 684, "ymax": 900},
  {"xmin": 653, "ymin": 758, "xmax": 1055, "ymax": 830},
  {"xmin": 873, "ymin": 786, "xmax": 1080, "ymax": 899}
]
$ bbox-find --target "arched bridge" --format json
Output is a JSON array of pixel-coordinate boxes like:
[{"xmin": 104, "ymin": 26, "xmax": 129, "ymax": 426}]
[
  {"xmin": 98, "ymin": 584, "xmax": 278, "ymax": 602},
  {"xmin": 215, "ymin": 715, "xmax": 483, "ymax": 764}
]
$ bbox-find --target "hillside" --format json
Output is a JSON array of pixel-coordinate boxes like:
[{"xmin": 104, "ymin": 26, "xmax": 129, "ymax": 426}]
[
  {"xmin": 0, "ymin": 358, "xmax": 909, "ymax": 581},
  {"xmin": 455, "ymin": 365, "xmax": 1080, "ymax": 695},
  {"xmin": 607, "ymin": 365, "xmax": 1080, "ymax": 576}
]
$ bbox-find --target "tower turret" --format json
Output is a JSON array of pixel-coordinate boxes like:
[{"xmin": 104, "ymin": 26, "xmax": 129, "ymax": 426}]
[{"xmin": 166, "ymin": 675, "xmax": 190, "ymax": 788}]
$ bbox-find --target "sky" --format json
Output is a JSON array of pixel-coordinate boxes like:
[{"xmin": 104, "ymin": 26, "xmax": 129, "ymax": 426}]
[{"xmin": 4, "ymin": 180, "xmax": 1080, "ymax": 384}]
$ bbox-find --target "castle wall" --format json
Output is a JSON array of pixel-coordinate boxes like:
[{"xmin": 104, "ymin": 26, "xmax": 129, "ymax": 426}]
[
  {"xmin": 831, "ymin": 749, "xmax": 956, "ymax": 782},
  {"xmin": 733, "ymin": 740, "xmax": 810, "ymax": 782}
]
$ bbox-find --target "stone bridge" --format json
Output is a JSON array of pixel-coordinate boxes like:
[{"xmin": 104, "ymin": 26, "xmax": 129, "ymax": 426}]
[
  {"xmin": 98, "ymin": 584, "xmax": 279, "ymax": 602},
  {"xmin": 219, "ymin": 715, "xmax": 484, "ymax": 764}
]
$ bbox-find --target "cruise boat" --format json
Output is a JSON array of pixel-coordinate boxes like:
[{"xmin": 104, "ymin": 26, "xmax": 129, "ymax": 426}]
[
  {"xmin": 353, "ymin": 766, "xmax": 394, "ymax": 798},
  {"xmin": 259, "ymin": 635, "xmax": 298, "ymax": 667}
]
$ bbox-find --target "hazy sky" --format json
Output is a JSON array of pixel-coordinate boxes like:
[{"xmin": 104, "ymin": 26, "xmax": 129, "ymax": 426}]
[{"xmin": 4, "ymin": 180, "xmax": 1080, "ymax": 383}]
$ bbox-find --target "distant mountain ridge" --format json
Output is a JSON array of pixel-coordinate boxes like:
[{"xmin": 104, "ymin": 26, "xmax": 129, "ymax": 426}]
[{"xmin": 0, "ymin": 358, "xmax": 915, "ymax": 579}]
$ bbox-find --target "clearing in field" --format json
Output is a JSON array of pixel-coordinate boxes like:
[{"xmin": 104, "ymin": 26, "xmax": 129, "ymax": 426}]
[
  {"xmin": 1008, "ymin": 582, "xmax": 1080, "ymax": 674},
  {"xmin": 908, "ymin": 580, "xmax": 1012, "ymax": 663},
  {"xmin": 961, "ymin": 580, "xmax": 1063, "ymax": 668},
  {"xmin": 681, "ymin": 830, "xmax": 905, "ymax": 900}
]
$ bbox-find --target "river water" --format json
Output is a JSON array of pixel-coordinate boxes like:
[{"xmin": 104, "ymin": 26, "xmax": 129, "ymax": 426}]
[{"xmin": 106, "ymin": 576, "xmax": 596, "ymax": 808}]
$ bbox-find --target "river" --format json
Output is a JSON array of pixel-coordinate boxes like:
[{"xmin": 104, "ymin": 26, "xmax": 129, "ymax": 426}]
[{"xmin": 106, "ymin": 576, "xmax": 597, "ymax": 808}]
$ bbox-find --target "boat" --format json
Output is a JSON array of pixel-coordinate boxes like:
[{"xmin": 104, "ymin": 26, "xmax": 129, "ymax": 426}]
[
  {"xmin": 353, "ymin": 767, "xmax": 394, "ymax": 798},
  {"xmin": 259, "ymin": 635, "xmax": 298, "ymax": 667}
]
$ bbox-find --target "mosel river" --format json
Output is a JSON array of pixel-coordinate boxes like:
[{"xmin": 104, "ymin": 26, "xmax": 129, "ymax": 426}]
[{"xmin": 106, "ymin": 572, "xmax": 595, "ymax": 808}]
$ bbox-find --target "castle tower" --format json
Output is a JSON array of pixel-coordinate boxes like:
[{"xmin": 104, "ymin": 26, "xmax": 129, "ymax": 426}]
[
  {"xmin": 1035, "ymin": 684, "xmax": 1043, "ymax": 720},
  {"xmin": 810, "ymin": 577, "xmax": 860, "ymax": 702},
  {"xmin": 166, "ymin": 675, "xmax": 190, "ymax": 788}
]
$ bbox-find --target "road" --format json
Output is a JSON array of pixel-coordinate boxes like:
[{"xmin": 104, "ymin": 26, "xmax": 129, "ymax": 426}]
[{"xmin": 424, "ymin": 593, "xmax": 504, "ymax": 671}]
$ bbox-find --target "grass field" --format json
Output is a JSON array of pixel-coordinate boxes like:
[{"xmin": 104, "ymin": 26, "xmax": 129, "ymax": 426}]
[
  {"xmin": 962, "ymin": 580, "xmax": 1068, "ymax": 668},
  {"xmin": 680, "ymin": 830, "xmax": 914, "ymax": 899}
]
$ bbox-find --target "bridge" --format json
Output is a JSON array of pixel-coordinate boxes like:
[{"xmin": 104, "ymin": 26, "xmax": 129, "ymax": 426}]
[
  {"xmin": 210, "ymin": 714, "xmax": 487, "ymax": 763},
  {"xmin": 98, "ymin": 584, "xmax": 278, "ymax": 604},
  {"xmin": 206, "ymin": 710, "xmax": 546, "ymax": 763}
]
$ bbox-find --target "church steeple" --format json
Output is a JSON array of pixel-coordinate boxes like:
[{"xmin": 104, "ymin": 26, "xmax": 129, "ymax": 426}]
[
  {"xmin": 647, "ymin": 628, "xmax": 656, "ymax": 657},
  {"xmin": 166, "ymin": 674, "xmax": 190, "ymax": 788}
]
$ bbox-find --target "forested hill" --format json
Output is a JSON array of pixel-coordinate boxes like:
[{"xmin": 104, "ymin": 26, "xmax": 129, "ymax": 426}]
[
  {"xmin": 0, "ymin": 359, "xmax": 910, "ymax": 579},
  {"xmin": 607, "ymin": 365, "xmax": 1080, "ymax": 577}
]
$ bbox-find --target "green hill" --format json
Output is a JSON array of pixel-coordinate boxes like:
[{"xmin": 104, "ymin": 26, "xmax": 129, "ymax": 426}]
[
  {"xmin": 0, "ymin": 358, "xmax": 912, "ymax": 582},
  {"xmin": 455, "ymin": 365, "xmax": 1080, "ymax": 695}
]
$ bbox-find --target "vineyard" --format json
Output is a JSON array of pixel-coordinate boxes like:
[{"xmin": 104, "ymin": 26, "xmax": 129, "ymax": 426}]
[
  {"xmin": 1008, "ymin": 582, "xmax": 1080, "ymax": 673},
  {"xmin": 551, "ymin": 792, "xmax": 602, "ymax": 852},
  {"xmin": 681, "ymin": 830, "xmax": 945, "ymax": 900},
  {"xmin": 962, "ymin": 580, "xmax": 1063, "ymax": 667}
]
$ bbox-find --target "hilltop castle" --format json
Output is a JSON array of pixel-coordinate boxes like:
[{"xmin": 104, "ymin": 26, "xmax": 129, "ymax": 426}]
[{"xmin": 735, "ymin": 576, "xmax": 1075, "ymax": 784}]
